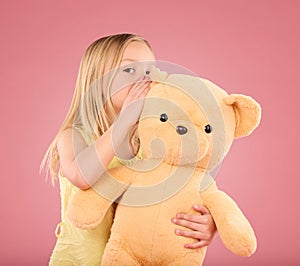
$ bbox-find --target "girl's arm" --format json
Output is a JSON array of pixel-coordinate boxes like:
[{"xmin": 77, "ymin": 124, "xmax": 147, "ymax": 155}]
[
  {"xmin": 172, "ymin": 205, "xmax": 217, "ymax": 249},
  {"xmin": 57, "ymin": 122, "xmax": 130, "ymax": 189},
  {"xmin": 57, "ymin": 77, "xmax": 151, "ymax": 189}
]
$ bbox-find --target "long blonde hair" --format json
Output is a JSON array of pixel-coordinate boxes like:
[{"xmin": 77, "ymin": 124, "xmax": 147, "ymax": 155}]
[{"xmin": 40, "ymin": 33, "xmax": 152, "ymax": 181}]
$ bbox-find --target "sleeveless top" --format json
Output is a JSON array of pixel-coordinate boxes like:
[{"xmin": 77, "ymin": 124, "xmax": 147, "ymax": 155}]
[{"xmin": 49, "ymin": 127, "xmax": 142, "ymax": 266}]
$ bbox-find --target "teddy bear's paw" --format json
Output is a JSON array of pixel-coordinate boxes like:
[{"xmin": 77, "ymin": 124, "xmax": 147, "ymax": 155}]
[
  {"xmin": 224, "ymin": 228, "xmax": 257, "ymax": 257},
  {"xmin": 67, "ymin": 188, "xmax": 110, "ymax": 229}
]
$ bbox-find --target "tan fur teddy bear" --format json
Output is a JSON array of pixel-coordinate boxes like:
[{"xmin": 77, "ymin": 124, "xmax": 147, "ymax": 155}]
[{"xmin": 67, "ymin": 68, "xmax": 261, "ymax": 265}]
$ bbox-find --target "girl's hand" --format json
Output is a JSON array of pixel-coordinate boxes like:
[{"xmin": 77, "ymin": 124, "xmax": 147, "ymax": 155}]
[
  {"xmin": 172, "ymin": 205, "xmax": 217, "ymax": 249},
  {"xmin": 113, "ymin": 76, "xmax": 151, "ymax": 159},
  {"xmin": 119, "ymin": 76, "xmax": 151, "ymax": 126}
]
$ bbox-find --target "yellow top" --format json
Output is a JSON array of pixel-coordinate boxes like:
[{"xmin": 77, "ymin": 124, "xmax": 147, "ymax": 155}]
[
  {"xmin": 49, "ymin": 159, "xmax": 119, "ymax": 266},
  {"xmin": 49, "ymin": 128, "xmax": 142, "ymax": 266}
]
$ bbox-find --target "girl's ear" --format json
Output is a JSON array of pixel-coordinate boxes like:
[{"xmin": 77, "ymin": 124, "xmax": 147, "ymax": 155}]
[{"xmin": 224, "ymin": 94, "xmax": 262, "ymax": 138}]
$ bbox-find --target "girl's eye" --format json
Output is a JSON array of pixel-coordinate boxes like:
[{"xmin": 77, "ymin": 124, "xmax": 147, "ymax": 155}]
[
  {"xmin": 145, "ymin": 70, "xmax": 151, "ymax": 75},
  {"xmin": 123, "ymin": 67, "xmax": 135, "ymax": 74}
]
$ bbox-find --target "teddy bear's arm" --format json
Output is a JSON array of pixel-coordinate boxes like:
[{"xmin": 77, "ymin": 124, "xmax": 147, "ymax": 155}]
[
  {"xmin": 201, "ymin": 185, "xmax": 257, "ymax": 257},
  {"xmin": 67, "ymin": 187, "xmax": 114, "ymax": 229},
  {"xmin": 67, "ymin": 167, "xmax": 131, "ymax": 229}
]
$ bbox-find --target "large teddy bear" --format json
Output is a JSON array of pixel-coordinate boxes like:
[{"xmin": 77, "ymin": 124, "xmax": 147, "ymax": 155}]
[{"xmin": 67, "ymin": 68, "xmax": 261, "ymax": 265}]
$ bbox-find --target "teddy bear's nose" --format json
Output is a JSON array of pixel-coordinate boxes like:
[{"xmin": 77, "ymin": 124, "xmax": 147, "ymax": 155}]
[{"xmin": 176, "ymin": 125, "xmax": 188, "ymax": 135}]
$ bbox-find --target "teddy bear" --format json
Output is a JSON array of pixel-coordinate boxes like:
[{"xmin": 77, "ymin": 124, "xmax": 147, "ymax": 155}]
[{"xmin": 67, "ymin": 67, "xmax": 261, "ymax": 265}]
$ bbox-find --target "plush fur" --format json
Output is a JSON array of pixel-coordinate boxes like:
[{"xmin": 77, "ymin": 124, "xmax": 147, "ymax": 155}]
[{"xmin": 67, "ymin": 68, "xmax": 261, "ymax": 265}]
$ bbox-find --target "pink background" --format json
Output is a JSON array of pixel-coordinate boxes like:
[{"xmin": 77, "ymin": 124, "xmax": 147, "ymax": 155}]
[{"xmin": 1, "ymin": 0, "xmax": 299, "ymax": 265}]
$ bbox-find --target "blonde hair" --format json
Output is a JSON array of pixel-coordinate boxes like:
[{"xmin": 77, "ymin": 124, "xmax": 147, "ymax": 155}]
[{"xmin": 40, "ymin": 33, "xmax": 152, "ymax": 182}]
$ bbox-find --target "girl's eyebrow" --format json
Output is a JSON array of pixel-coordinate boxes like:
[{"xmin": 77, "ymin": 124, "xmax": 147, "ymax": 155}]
[{"xmin": 121, "ymin": 58, "xmax": 136, "ymax": 62}]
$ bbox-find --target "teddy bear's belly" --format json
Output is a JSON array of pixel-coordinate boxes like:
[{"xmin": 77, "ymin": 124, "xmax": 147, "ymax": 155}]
[{"xmin": 109, "ymin": 172, "xmax": 205, "ymax": 263}]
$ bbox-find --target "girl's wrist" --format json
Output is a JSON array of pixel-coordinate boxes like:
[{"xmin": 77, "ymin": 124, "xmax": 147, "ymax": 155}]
[{"xmin": 112, "ymin": 118, "xmax": 135, "ymax": 160}]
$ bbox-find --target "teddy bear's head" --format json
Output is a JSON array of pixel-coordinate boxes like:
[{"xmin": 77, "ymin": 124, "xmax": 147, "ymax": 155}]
[{"xmin": 138, "ymin": 68, "xmax": 261, "ymax": 171}]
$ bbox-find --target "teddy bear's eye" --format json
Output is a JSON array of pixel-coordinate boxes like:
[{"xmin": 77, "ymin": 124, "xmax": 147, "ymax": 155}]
[
  {"xmin": 160, "ymin": 113, "xmax": 168, "ymax": 122},
  {"xmin": 204, "ymin": 124, "xmax": 212, "ymax": 134}
]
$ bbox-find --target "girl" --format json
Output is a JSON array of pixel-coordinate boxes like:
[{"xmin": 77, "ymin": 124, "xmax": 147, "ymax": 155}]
[{"xmin": 41, "ymin": 33, "xmax": 217, "ymax": 265}]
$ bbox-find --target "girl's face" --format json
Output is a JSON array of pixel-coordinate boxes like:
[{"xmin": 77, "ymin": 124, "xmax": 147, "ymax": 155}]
[{"xmin": 110, "ymin": 41, "xmax": 156, "ymax": 112}]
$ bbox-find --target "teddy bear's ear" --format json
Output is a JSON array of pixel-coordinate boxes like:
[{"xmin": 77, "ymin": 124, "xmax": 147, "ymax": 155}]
[
  {"xmin": 224, "ymin": 94, "xmax": 261, "ymax": 138},
  {"xmin": 149, "ymin": 66, "xmax": 168, "ymax": 82}
]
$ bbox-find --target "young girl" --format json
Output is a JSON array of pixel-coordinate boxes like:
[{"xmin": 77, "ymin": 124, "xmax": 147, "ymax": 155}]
[{"xmin": 41, "ymin": 33, "xmax": 217, "ymax": 265}]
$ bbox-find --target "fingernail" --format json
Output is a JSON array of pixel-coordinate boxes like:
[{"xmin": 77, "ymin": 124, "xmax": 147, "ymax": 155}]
[
  {"xmin": 176, "ymin": 214, "xmax": 183, "ymax": 219},
  {"xmin": 194, "ymin": 204, "xmax": 199, "ymax": 209},
  {"xmin": 172, "ymin": 218, "xmax": 177, "ymax": 223},
  {"xmin": 175, "ymin": 229, "xmax": 180, "ymax": 235}
]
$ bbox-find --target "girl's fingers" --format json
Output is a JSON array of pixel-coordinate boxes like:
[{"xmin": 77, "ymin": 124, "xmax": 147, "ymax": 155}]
[
  {"xmin": 172, "ymin": 217, "xmax": 206, "ymax": 231},
  {"xmin": 132, "ymin": 82, "xmax": 151, "ymax": 97},
  {"xmin": 174, "ymin": 229, "xmax": 211, "ymax": 249},
  {"xmin": 193, "ymin": 204, "xmax": 210, "ymax": 215},
  {"xmin": 174, "ymin": 228, "xmax": 210, "ymax": 241},
  {"xmin": 131, "ymin": 76, "xmax": 150, "ymax": 89},
  {"xmin": 173, "ymin": 213, "xmax": 210, "ymax": 225},
  {"xmin": 171, "ymin": 205, "xmax": 216, "ymax": 250},
  {"xmin": 184, "ymin": 241, "xmax": 209, "ymax": 249},
  {"xmin": 133, "ymin": 80, "xmax": 151, "ymax": 96},
  {"xmin": 128, "ymin": 76, "xmax": 150, "ymax": 94},
  {"xmin": 127, "ymin": 81, "xmax": 151, "ymax": 101}
]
